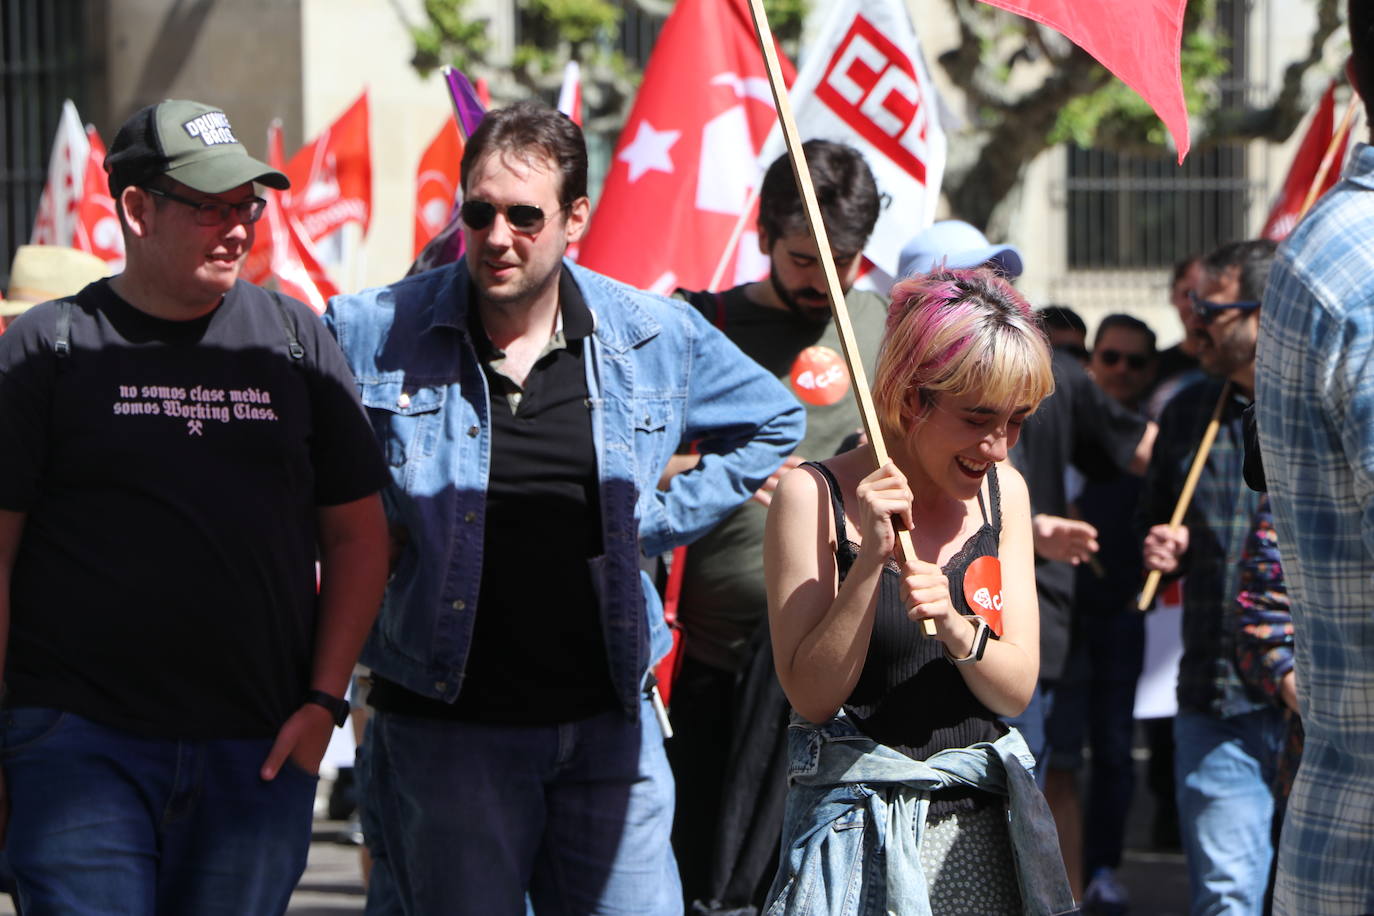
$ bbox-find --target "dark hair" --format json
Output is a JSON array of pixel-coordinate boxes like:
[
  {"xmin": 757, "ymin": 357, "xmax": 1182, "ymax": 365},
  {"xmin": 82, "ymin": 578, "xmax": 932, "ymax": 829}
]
[
  {"xmin": 1036, "ymin": 304, "xmax": 1087, "ymax": 338},
  {"xmin": 1203, "ymin": 239, "xmax": 1278, "ymax": 302},
  {"xmin": 1171, "ymin": 254, "xmax": 1201, "ymax": 286},
  {"xmin": 1351, "ymin": 0, "xmax": 1374, "ymax": 112},
  {"xmin": 460, "ymin": 100, "xmax": 587, "ymax": 207},
  {"xmin": 1094, "ymin": 313, "xmax": 1157, "ymax": 354},
  {"xmin": 757, "ymin": 140, "xmax": 880, "ymax": 256}
]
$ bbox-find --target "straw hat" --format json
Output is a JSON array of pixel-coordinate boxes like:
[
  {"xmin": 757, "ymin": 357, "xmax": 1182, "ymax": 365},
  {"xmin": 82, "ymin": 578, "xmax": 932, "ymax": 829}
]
[{"xmin": 2, "ymin": 245, "xmax": 112, "ymax": 317}]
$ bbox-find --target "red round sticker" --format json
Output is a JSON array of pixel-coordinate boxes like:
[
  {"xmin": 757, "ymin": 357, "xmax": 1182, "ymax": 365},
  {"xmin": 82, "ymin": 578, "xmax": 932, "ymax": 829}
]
[
  {"xmin": 963, "ymin": 555, "xmax": 1004, "ymax": 636},
  {"xmin": 790, "ymin": 346, "xmax": 851, "ymax": 406}
]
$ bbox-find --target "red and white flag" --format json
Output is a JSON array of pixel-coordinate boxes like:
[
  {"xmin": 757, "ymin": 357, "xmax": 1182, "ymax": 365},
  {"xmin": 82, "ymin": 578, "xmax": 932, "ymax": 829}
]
[
  {"xmin": 283, "ymin": 92, "xmax": 372, "ymax": 243},
  {"xmin": 763, "ymin": 0, "xmax": 946, "ymax": 279},
  {"xmin": 1261, "ymin": 81, "xmax": 1354, "ymax": 241},
  {"xmin": 30, "ymin": 100, "xmax": 89, "ymax": 248},
  {"xmin": 414, "ymin": 119, "xmax": 464, "ymax": 258},
  {"xmin": 977, "ymin": 0, "xmax": 1190, "ymax": 161},
  {"xmin": 558, "ymin": 61, "xmax": 584, "ymax": 126},
  {"xmin": 577, "ymin": 0, "xmax": 794, "ymax": 294},
  {"xmin": 74, "ymin": 127, "xmax": 126, "ymax": 271},
  {"xmin": 244, "ymin": 122, "xmax": 339, "ymax": 314}
]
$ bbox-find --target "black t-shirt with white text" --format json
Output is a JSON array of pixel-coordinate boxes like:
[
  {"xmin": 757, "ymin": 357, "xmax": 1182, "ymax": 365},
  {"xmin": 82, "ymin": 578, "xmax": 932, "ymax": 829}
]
[{"xmin": 0, "ymin": 279, "xmax": 387, "ymax": 738}]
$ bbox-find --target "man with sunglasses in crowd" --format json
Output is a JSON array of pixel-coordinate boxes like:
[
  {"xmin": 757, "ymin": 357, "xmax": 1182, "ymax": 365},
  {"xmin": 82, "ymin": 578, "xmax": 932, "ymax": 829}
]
[
  {"xmin": 1141, "ymin": 238, "xmax": 1283, "ymax": 916},
  {"xmin": 0, "ymin": 99, "xmax": 390, "ymax": 911},
  {"xmin": 325, "ymin": 100, "xmax": 802, "ymax": 914},
  {"xmin": 1043, "ymin": 314, "xmax": 1158, "ymax": 912}
]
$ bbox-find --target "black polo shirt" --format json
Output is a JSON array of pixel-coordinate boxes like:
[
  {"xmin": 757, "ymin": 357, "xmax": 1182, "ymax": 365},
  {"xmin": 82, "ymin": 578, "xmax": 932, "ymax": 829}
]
[{"xmin": 370, "ymin": 275, "xmax": 618, "ymax": 723}]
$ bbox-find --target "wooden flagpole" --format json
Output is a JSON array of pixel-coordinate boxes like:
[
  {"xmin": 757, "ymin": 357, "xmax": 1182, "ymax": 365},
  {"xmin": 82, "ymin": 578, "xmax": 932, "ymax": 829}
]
[
  {"xmin": 745, "ymin": 0, "xmax": 936, "ymax": 637},
  {"xmin": 1136, "ymin": 381, "xmax": 1232, "ymax": 611},
  {"xmin": 1298, "ymin": 92, "xmax": 1361, "ymax": 218}
]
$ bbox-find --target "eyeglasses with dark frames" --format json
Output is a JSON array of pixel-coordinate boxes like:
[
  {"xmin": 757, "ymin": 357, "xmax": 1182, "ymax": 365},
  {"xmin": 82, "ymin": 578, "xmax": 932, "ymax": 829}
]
[
  {"xmin": 460, "ymin": 200, "xmax": 563, "ymax": 234},
  {"xmin": 143, "ymin": 186, "xmax": 267, "ymax": 226},
  {"xmin": 1188, "ymin": 290, "xmax": 1260, "ymax": 324},
  {"xmin": 1095, "ymin": 349, "xmax": 1151, "ymax": 370}
]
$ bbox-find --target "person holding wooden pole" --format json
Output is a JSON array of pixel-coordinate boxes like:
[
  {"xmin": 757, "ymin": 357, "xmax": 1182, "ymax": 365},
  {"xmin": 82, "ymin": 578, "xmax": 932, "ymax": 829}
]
[
  {"xmin": 1139, "ymin": 238, "xmax": 1283, "ymax": 916},
  {"xmin": 763, "ymin": 268, "xmax": 1073, "ymax": 914}
]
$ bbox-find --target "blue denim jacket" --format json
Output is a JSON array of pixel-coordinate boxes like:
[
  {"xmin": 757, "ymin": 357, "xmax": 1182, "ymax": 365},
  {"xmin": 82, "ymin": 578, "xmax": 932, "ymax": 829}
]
[
  {"xmin": 325, "ymin": 260, "xmax": 804, "ymax": 716},
  {"xmin": 766, "ymin": 713, "xmax": 1076, "ymax": 916}
]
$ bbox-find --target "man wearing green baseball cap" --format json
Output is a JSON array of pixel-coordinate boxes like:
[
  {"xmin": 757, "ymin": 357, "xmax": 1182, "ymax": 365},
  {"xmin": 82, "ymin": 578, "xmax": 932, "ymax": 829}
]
[{"xmin": 0, "ymin": 99, "xmax": 390, "ymax": 912}]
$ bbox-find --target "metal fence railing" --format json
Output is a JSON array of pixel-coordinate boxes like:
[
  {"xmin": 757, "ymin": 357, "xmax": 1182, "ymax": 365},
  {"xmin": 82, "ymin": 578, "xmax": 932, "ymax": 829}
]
[{"xmin": 1, "ymin": 0, "xmax": 90, "ymax": 289}]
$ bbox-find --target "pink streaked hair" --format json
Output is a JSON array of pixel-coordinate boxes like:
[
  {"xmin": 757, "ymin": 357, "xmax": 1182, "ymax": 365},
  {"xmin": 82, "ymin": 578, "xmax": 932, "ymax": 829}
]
[{"xmin": 873, "ymin": 267, "xmax": 1054, "ymax": 435}]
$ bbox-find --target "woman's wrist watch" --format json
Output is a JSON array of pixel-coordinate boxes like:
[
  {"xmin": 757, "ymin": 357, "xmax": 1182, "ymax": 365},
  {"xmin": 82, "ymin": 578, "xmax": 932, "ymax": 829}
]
[{"xmin": 944, "ymin": 615, "xmax": 990, "ymax": 665}]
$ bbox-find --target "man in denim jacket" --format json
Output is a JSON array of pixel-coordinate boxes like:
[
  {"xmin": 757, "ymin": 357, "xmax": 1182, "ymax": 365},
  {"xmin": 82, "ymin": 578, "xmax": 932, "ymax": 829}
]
[{"xmin": 326, "ymin": 101, "xmax": 804, "ymax": 915}]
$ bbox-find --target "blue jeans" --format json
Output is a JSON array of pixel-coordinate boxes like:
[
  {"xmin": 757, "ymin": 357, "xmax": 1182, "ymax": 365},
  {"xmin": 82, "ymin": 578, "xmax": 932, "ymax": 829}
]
[
  {"xmin": 363, "ymin": 697, "xmax": 681, "ymax": 916},
  {"xmin": 0, "ymin": 707, "xmax": 316, "ymax": 915},
  {"xmin": 1174, "ymin": 708, "xmax": 1285, "ymax": 916},
  {"xmin": 1045, "ymin": 611, "xmax": 1144, "ymax": 872}
]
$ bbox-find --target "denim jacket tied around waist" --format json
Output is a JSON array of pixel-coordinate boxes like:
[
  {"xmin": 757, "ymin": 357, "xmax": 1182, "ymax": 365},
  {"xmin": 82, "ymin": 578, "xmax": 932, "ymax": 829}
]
[
  {"xmin": 766, "ymin": 712, "xmax": 1076, "ymax": 916},
  {"xmin": 324, "ymin": 260, "xmax": 804, "ymax": 717}
]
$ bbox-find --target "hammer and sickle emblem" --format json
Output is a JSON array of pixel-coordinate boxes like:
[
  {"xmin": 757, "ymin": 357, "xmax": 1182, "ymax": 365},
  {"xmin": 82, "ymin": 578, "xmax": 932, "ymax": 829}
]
[{"xmin": 187, "ymin": 419, "xmax": 204, "ymax": 436}]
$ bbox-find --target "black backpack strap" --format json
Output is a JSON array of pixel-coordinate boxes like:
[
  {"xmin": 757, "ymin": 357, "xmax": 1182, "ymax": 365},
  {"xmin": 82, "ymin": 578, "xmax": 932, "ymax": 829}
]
[
  {"xmin": 270, "ymin": 291, "xmax": 306, "ymax": 361},
  {"xmin": 54, "ymin": 299, "xmax": 72, "ymax": 359}
]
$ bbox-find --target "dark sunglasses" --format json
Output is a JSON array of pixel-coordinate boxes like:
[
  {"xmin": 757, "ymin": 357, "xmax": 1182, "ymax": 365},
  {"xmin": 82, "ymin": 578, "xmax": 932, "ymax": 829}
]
[
  {"xmin": 1095, "ymin": 349, "xmax": 1151, "ymax": 370},
  {"xmin": 460, "ymin": 200, "xmax": 559, "ymax": 233},
  {"xmin": 144, "ymin": 186, "xmax": 266, "ymax": 226},
  {"xmin": 1188, "ymin": 290, "xmax": 1260, "ymax": 324}
]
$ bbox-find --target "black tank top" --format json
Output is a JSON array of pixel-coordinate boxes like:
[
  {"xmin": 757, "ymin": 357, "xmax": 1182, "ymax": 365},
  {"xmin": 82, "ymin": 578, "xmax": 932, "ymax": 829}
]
[{"xmin": 806, "ymin": 461, "xmax": 1007, "ymax": 763}]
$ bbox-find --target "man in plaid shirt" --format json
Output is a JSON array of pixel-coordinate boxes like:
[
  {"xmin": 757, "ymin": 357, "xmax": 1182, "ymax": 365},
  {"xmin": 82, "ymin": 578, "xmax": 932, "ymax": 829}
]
[
  {"xmin": 1255, "ymin": 6, "xmax": 1374, "ymax": 910},
  {"xmin": 1141, "ymin": 239, "xmax": 1282, "ymax": 916}
]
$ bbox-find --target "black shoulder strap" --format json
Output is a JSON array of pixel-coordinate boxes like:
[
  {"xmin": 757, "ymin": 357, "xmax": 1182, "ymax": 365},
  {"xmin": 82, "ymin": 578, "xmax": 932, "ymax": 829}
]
[
  {"xmin": 270, "ymin": 291, "xmax": 306, "ymax": 361},
  {"xmin": 801, "ymin": 460, "xmax": 849, "ymax": 547},
  {"xmin": 54, "ymin": 299, "xmax": 72, "ymax": 360}
]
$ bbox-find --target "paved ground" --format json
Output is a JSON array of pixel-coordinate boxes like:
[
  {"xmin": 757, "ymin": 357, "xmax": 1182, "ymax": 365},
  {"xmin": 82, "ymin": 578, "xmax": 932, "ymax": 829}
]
[
  {"xmin": 285, "ymin": 816, "xmax": 1190, "ymax": 914},
  {"xmin": 0, "ymin": 765, "xmax": 1192, "ymax": 914}
]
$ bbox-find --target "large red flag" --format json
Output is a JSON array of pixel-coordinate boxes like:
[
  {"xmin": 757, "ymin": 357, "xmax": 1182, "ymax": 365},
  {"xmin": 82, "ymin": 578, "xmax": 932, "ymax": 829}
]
[
  {"xmin": 976, "ymin": 0, "xmax": 1190, "ymax": 161},
  {"xmin": 577, "ymin": 0, "xmax": 794, "ymax": 294},
  {"xmin": 1261, "ymin": 81, "xmax": 1352, "ymax": 241},
  {"xmin": 283, "ymin": 92, "xmax": 372, "ymax": 242},
  {"xmin": 414, "ymin": 120, "xmax": 463, "ymax": 258},
  {"xmin": 244, "ymin": 122, "xmax": 339, "ymax": 314},
  {"xmin": 74, "ymin": 127, "xmax": 126, "ymax": 272}
]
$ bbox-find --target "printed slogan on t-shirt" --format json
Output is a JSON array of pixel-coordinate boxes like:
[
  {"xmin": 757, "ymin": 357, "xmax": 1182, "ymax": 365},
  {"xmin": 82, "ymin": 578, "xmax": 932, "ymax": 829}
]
[{"xmin": 112, "ymin": 383, "xmax": 279, "ymax": 436}]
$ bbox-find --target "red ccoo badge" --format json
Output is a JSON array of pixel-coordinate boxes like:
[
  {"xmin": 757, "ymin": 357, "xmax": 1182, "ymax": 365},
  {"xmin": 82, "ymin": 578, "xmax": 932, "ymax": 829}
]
[
  {"xmin": 790, "ymin": 345, "xmax": 851, "ymax": 406},
  {"xmin": 962, "ymin": 554, "xmax": 1003, "ymax": 636}
]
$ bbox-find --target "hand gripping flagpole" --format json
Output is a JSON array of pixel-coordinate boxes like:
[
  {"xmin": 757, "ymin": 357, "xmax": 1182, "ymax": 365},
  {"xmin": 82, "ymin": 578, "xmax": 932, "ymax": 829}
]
[
  {"xmin": 1136, "ymin": 381, "xmax": 1232, "ymax": 611},
  {"xmin": 745, "ymin": 0, "xmax": 937, "ymax": 638}
]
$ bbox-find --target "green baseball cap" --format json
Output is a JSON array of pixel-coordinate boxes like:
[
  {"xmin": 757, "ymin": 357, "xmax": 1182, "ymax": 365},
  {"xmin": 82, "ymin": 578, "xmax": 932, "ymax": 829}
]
[{"xmin": 104, "ymin": 99, "xmax": 289, "ymax": 197}]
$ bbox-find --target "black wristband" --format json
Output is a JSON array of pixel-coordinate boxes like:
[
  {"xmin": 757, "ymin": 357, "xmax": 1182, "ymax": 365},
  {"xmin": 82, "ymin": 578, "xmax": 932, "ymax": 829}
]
[{"xmin": 304, "ymin": 689, "xmax": 350, "ymax": 728}]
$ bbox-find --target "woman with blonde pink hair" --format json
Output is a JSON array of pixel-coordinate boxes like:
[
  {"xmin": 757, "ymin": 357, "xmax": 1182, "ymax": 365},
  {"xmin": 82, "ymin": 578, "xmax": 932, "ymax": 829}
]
[{"xmin": 762, "ymin": 267, "xmax": 1073, "ymax": 914}]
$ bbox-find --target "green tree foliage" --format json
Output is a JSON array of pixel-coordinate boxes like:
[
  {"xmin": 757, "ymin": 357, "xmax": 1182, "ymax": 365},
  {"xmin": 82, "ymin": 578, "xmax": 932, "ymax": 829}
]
[{"xmin": 405, "ymin": 0, "xmax": 805, "ymax": 135}]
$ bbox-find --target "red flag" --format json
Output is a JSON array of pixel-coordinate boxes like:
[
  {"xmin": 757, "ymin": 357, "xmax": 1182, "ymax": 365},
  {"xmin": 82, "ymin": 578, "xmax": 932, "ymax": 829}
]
[
  {"xmin": 1261, "ymin": 81, "xmax": 1352, "ymax": 241},
  {"xmin": 283, "ymin": 92, "xmax": 372, "ymax": 242},
  {"xmin": 245, "ymin": 122, "xmax": 339, "ymax": 314},
  {"xmin": 977, "ymin": 0, "xmax": 1190, "ymax": 161},
  {"xmin": 578, "ymin": 0, "xmax": 794, "ymax": 294},
  {"xmin": 414, "ymin": 120, "xmax": 464, "ymax": 258},
  {"xmin": 74, "ymin": 127, "xmax": 126, "ymax": 271}
]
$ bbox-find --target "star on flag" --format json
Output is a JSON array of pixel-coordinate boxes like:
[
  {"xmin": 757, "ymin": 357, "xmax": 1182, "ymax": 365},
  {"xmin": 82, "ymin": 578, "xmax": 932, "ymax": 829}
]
[{"xmin": 617, "ymin": 120, "xmax": 680, "ymax": 182}]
